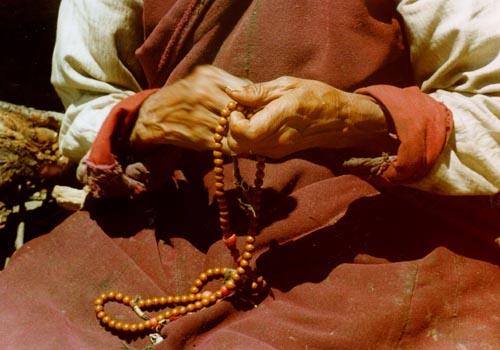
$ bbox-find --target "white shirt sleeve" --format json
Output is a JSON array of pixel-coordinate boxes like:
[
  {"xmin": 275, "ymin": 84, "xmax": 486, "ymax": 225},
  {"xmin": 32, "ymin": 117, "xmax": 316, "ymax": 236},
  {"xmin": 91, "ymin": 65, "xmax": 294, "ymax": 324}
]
[
  {"xmin": 51, "ymin": 0, "xmax": 145, "ymax": 163},
  {"xmin": 395, "ymin": 0, "xmax": 500, "ymax": 195}
]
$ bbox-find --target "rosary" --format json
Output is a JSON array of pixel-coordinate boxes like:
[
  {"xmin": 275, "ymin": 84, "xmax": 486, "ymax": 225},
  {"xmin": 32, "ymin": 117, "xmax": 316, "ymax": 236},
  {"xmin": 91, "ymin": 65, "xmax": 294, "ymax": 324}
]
[{"xmin": 93, "ymin": 102, "xmax": 267, "ymax": 342}]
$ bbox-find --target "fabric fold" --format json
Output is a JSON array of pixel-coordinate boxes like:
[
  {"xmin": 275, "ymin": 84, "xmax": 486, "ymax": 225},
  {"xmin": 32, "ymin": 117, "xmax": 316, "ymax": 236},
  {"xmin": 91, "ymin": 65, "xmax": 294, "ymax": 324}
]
[{"xmin": 355, "ymin": 85, "xmax": 453, "ymax": 183}]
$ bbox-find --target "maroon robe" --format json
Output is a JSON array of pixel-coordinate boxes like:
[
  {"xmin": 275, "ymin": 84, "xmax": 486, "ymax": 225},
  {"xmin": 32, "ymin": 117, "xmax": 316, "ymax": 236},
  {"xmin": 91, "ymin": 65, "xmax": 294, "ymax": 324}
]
[{"xmin": 1, "ymin": 1, "xmax": 499, "ymax": 349}]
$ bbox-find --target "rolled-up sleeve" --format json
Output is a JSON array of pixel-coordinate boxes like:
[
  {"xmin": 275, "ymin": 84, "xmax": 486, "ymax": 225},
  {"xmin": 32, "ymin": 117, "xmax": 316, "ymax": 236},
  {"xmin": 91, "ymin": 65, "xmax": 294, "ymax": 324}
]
[
  {"xmin": 51, "ymin": 0, "xmax": 146, "ymax": 163},
  {"xmin": 395, "ymin": 0, "xmax": 500, "ymax": 195}
]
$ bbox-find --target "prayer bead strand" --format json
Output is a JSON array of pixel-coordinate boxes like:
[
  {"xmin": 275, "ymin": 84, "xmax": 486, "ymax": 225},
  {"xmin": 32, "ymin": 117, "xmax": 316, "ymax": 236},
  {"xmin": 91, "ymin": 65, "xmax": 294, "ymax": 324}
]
[{"xmin": 94, "ymin": 101, "xmax": 267, "ymax": 336}]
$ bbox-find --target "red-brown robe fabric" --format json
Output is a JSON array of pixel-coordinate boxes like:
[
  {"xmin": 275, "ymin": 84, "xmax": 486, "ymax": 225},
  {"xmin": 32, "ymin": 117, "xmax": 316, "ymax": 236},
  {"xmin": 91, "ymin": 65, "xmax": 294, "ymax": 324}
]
[{"xmin": 1, "ymin": 0, "xmax": 500, "ymax": 349}]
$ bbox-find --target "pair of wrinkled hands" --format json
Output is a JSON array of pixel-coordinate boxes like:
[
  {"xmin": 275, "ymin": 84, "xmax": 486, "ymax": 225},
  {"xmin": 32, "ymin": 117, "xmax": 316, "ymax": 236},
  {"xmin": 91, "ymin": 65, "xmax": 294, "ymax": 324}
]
[
  {"xmin": 83, "ymin": 65, "xmax": 393, "ymax": 196},
  {"xmin": 131, "ymin": 65, "xmax": 390, "ymax": 159}
]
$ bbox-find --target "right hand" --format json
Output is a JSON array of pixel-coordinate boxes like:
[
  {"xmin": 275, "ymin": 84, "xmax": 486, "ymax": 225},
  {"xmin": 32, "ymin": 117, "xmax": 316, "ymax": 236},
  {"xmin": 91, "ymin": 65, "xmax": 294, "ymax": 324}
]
[{"xmin": 129, "ymin": 65, "xmax": 252, "ymax": 153}]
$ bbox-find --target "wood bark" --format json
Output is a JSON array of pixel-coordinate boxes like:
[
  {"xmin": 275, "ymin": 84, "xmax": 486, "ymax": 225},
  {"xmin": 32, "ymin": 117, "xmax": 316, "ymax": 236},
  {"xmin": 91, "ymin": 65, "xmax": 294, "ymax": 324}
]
[{"xmin": 0, "ymin": 100, "xmax": 68, "ymax": 189}]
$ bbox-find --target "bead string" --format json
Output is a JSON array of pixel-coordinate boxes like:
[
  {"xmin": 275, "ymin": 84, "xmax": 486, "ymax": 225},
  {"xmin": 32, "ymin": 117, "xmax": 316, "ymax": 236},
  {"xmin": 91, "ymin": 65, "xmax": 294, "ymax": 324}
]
[{"xmin": 94, "ymin": 101, "xmax": 267, "ymax": 337}]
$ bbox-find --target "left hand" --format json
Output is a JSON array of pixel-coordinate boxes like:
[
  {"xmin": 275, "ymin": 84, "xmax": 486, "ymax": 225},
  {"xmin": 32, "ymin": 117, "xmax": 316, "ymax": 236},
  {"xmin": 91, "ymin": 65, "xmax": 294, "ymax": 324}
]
[{"xmin": 225, "ymin": 76, "xmax": 395, "ymax": 159}]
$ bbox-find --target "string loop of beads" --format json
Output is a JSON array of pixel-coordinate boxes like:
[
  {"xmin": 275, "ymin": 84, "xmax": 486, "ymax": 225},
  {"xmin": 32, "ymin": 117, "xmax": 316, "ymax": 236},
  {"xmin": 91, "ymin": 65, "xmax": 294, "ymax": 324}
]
[{"xmin": 94, "ymin": 101, "xmax": 267, "ymax": 336}]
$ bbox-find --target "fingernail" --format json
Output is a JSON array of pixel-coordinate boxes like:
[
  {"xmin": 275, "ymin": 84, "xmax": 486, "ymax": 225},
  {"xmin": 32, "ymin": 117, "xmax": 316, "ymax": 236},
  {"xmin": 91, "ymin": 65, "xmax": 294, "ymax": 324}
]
[{"xmin": 225, "ymin": 86, "xmax": 240, "ymax": 93}]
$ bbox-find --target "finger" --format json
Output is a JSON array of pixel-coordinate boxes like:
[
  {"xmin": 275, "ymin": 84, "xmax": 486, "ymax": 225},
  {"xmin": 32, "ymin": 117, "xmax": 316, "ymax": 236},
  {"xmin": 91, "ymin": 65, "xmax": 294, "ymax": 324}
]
[
  {"xmin": 225, "ymin": 76, "xmax": 297, "ymax": 108},
  {"xmin": 227, "ymin": 110, "xmax": 252, "ymax": 152}
]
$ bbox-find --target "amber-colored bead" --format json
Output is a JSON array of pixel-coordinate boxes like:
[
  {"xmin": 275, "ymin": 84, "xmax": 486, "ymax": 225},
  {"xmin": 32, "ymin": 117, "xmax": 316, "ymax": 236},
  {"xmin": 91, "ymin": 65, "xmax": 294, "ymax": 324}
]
[
  {"xmin": 236, "ymin": 266, "xmax": 246, "ymax": 275},
  {"xmin": 95, "ymin": 305, "xmax": 104, "ymax": 312},
  {"xmin": 159, "ymin": 296, "xmax": 168, "ymax": 305},
  {"xmin": 215, "ymin": 182, "xmax": 225, "ymax": 190},
  {"xmin": 164, "ymin": 310, "xmax": 172, "ymax": 319},
  {"xmin": 245, "ymin": 236, "xmax": 256, "ymax": 243},
  {"xmin": 194, "ymin": 279, "xmax": 204, "ymax": 287},
  {"xmin": 181, "ymin": 295, "xmax": 189, "ymax": 304},
  {"xmin": 115, "ymin": 322, "xmax": 123, "ymax": 330},
  {"xmin": 213, "ymin": 141, "xmax": 223, "ymax": 150},
  {"xmin": 236, "ymin": 104, "xmax": 245, "ymax": 112},
  {"xmin": 199, "ymin": 272, "xmax": 208, "ymax": 281},
  {"xmin": 108, "ymin": 320, "xmax": 117, "ymax": 329},
  {"xmin": 173, "ymin": 295, "xmax": 182, "ymax": 304},
  {"xmin": 149, "ymin": 317, "xmax": 158, "ymax": 327},
  {"xmin": 215, "ymin": 125, "xmax": 226, "ymax": 135},
  {"xmin": 214, "ymin": 267, "xmax": 221, "ymax": 275},
  {"xmin": 214, "ymin": 158, "xmax": 224, "ymax": 166},
  {"xmin": 219, "ymin": 116, "xmax": 229, "ymax": 125},
  {"xmin": 137, "ymin": 322, "xmax": 145, "ymax": 331},
  {"xmin": 188, "ymin": 294, "xmax": 197, "ymax": 302},
  {"xmin": 190, "ymin": 286, "xmax": 200, "ymax": 294},
  {"xmin": 145, "ymin": 298, "xmax": 153, "ymax": 307},
  {"xmin": 201, "ymin": 298, "xmax": 210, "ymax": 306},
  {"xmin": 209, "ymin": 294, "xmax": 218, "ymax": 303},
  {"xmin": 102, "ymin": 316, "xmax": 111, "ymax": 324},
  {"xmin": 220, "ymin": 108, "xmax": 231, "ymax": 117},
  {"xmin": 130, "ymin": 324, "xmax": 138, "ymax": 332},
  {"xmin": 122, "ymin": 296, "xmax": 131, "ymax": 305},
  {"xmin": 215, "ymin": 192, "xmax": 226, "ymax": 201},
  {"xmin": 115, "ymin": 292, "xmax": 124, "ymax": 301},
  {"xmin": 122, "ymin": 323, "xmax": 130, "ymax": 332},
  {"xmin": 187, "ymin": 303, "xmax": 196, "ymax": 312},
  {"xmin": 214, "ymin": 133, "xmax": 223, "ymax": 142},
  {"xmin": 242, "ymin": 252, "xmax": 253, "ymax": 260},
  {"xmin": 94, "ymin": 298, "xmax": 104, "ymax": 306},
  {"xmin": 239, "ymin": 259, "xmax": 249, "ymax": 268},
  {"xmin": 231, "ymin": 272, "xmax": 241, "ymax": 281},
  {"xmin": 107, "ymin": 291, "xmax": 116, "ymax": 299},
  {"xmin": 100, "ymin": 293, "xmax": 108, "ymax": 301},
  {"xmin": 214, "ymin": 166, "xmax": 224, "ymax": 175},
  {"xmin": 227, "ymin": 101, "xmax": 237, "ymax": 110},
  {"xmin": 97, "ymin": 311, "xmax": 106, "ymax": 319},
  {"xmin": 225, "ymin": 280, "xmax": 237, "ymax": 290}
]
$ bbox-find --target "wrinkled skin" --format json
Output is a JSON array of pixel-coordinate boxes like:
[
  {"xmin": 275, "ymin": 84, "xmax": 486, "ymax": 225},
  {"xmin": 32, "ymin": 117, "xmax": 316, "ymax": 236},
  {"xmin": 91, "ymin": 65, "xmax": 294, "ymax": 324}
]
[
  {"xmin": 130, "ymin": 65, "xmax": 251, "ymax": 153},
  {"xmin": 130, "ymin": 65, "xmax": 396, "ymax": 159}
]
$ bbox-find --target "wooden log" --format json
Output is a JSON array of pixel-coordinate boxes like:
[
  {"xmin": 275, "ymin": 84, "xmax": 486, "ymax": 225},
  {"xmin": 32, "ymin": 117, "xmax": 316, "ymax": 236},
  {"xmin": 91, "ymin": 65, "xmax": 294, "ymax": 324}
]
[{"xmin": 0, "ymin": 100, "xmax": 68, "ymax": 189}]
